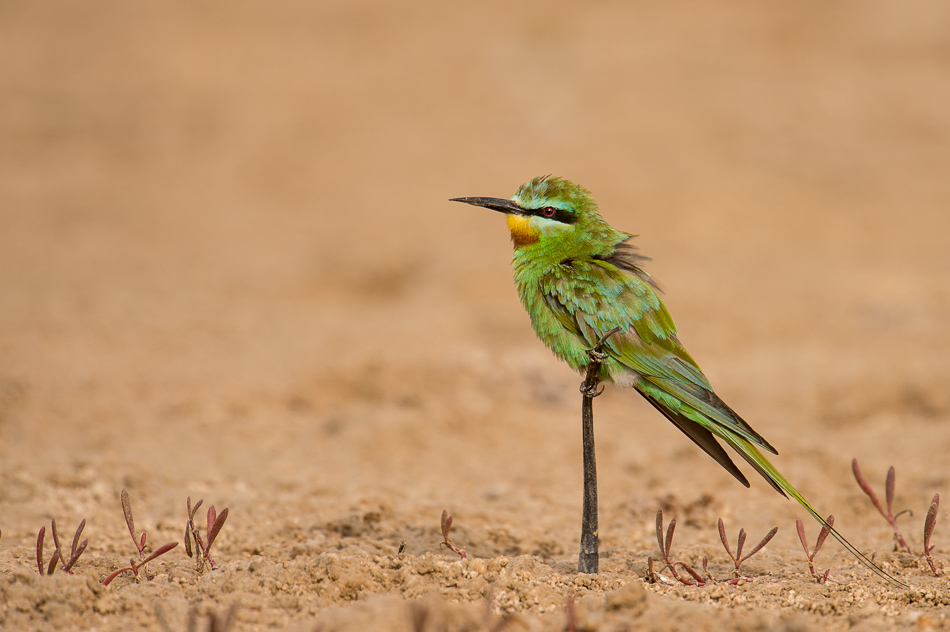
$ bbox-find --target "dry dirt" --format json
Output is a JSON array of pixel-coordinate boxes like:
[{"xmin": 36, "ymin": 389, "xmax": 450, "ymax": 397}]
[{"xmin": 1, "ymin": 1, "xmax": 949, "ymax": 631}]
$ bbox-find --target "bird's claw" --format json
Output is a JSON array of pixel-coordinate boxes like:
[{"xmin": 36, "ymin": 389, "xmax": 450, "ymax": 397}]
[
  {"xmin": 579, "ymin": 382, "xmax": 606, "ymax": 398},
  {"xmin": 587, "ymin": 349, "xmax": 608, "ymax": 363}
]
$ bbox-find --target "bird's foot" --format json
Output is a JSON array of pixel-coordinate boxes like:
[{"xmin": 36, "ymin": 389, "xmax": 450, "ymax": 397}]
[
  {"xmin": 587, "ymin": 348, "xmax": 608, "ymax": 364},
  {"xmin": 579, "ymin": 381, "xmax": 606, "ymax": 398}
]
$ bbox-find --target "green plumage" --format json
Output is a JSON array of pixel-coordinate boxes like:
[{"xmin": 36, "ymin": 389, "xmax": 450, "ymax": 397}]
[{"xmin": 452, "ymin": 175, "xmax": 901, "ymax": 586}]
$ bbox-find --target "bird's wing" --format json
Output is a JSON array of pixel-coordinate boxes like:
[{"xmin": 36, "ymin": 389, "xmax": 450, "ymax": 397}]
[
  {"xmin": 538, "ymin": 253, "xmax": 904, "ymax": 587},
  {"xmin": 540, "ymin": 258, "xmax": 777, "ymax": 455}
]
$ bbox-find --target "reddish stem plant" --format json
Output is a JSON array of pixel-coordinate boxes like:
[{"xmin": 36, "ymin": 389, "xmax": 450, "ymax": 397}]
[
  {"xmin": 102, "ymin": 489, "xmax": 179, "ymax": 586},
  {"xmin": 564, "ymin": 594, "xmax": 577, "ymax": 632},
  {"xmin": 853, "ymin": 458, "xmax": 942, "ymax": 577},
  {"xmin": 646, "ymin": 509, "xmax": 705, "ymax": 586},
  {"xmin": 923, "ymin": 493, "xmax": 941, "ymax": 577},
  {"xmin": 851, "ymin": 458, "xmax": 914, "ymax": 554},
  {"xmin": 796, "ymin": 514, "xmax": 834, "ymax": 584},
  {"xmin": 646, "ymin": 511, "xmax": 777, "ymax": 586},
  {"xmin": 36, "ymin": 518, "xmax": 88, "ymax": 576},
  {"xmin": 184, "ymin": 496, "xmax": 229, "ymax": 572},
  {"xmin": 717, "ymin": 518, "xmax": 778, "ymax": 581},
  {"xmin": 440, "ymin": 510, "xmax": 467, "ymax": 560}
]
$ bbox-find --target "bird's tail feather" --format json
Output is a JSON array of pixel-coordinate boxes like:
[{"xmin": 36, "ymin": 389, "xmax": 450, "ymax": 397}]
[
  {"xmin": 728, "ymin": 434, "xmax": 906, "ymax": 588},
  {"xmin": 636, "ymin": 380, "xmax": 905, "ymax": 587},
  {"xmin": 639, "ymin": 391, "xmax": 752, "ymax": 489}
]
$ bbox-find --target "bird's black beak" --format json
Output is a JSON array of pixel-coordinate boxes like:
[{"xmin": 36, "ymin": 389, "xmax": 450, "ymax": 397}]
[{"xmin": 450, "ymin": 196, "xmax": 525, "ymax": 215}]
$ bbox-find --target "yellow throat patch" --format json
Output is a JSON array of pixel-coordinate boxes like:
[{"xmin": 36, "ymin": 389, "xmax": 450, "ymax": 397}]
[{"xmin": 506, "ymin": 214, "xmax": 539, "ymax": 247}]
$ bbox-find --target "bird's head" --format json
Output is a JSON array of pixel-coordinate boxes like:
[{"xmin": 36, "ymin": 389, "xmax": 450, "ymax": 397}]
[{"xmin": 451, "ymin": 175, "xmax": 629, "ymax": 260}]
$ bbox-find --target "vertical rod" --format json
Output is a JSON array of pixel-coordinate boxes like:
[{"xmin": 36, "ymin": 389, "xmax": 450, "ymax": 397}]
[
  {"xmin": 576, "ymin": 326, "xmax": 620, "ymax": 574},
  {"xmin": 578, "ymin": 389, "xmax": 599, "ymax": 573}
]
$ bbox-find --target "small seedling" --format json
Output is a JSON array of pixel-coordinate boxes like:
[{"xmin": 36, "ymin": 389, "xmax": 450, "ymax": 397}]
[
  {"xmin": 36, "ymin": 518, "xmax": 87, "ymax": 576},
  {"xmin": 851, "ymin": 458, "xmax": 914, "ymax": 554},
  {"xmin": 796, "ymin": 514, "xmax": 834, "ymax": 584},
  {"xmin": 923, "ymin": 493, "xmax": 941, "ymax": 577},
  {"xmin": 439, "ymin": 510, "xmax": 467, "ymax": 560},
  {"xmin": 157, "ymin": 604, "xmax": 237, "ymax": 632},
  {"xmin": 184, "ymin": 496, "xmax": 229, "ymax": 572},
  {"xmin": 717, "ymin": 518, "xmax": 777, "ymax": 581},
  {"xmin": 409, "ymin": 602, "xmax": 429, "ymax": 632},
  {"xmin": 198, "ymin": 606, "xmax": 237, "ymax": 632},
  {"xmin": 479, "ymin": 588, "xmax": 519, "ymax": 632},
  {"xmin": 853, "ymin": 458, "xmax": 942, "ymax": 577},
  {"xmin": 564, "ymin": 594, "xmax": 577, "ymax": 632},
  {"xmin": 646, "ymin": 509, "xmax": 704, "ymax": 586},
  {"xmin": 102, "ymin": 489, "xmax": 179, "ymax": 585}
]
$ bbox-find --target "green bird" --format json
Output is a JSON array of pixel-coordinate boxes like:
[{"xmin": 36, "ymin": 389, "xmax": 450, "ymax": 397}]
[{"xmin": 452, "ymin": 175, "xmax": 898, "ymax": 585}]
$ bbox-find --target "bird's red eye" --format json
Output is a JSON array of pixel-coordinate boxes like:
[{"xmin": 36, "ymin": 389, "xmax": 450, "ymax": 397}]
[{"xmin": 542, "ymin": 207, "xmax": 556, "ymax": 217}]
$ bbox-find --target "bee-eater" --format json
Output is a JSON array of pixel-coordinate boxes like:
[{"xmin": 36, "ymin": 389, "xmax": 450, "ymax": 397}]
[{"xmin": 452, "ymin": 175, "xmax": 898, "ymax": 585}]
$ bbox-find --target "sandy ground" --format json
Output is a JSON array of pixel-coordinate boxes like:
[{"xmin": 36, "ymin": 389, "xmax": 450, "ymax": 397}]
[{"xmin": 1, "ymin": 1, "xmax": 949, "ymax": 630}]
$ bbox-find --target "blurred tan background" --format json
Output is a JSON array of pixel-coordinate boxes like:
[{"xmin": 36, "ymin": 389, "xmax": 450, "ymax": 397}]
[{"xmin": 1, "ymin": 1, "xmax": 949, "ymax": 629}]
